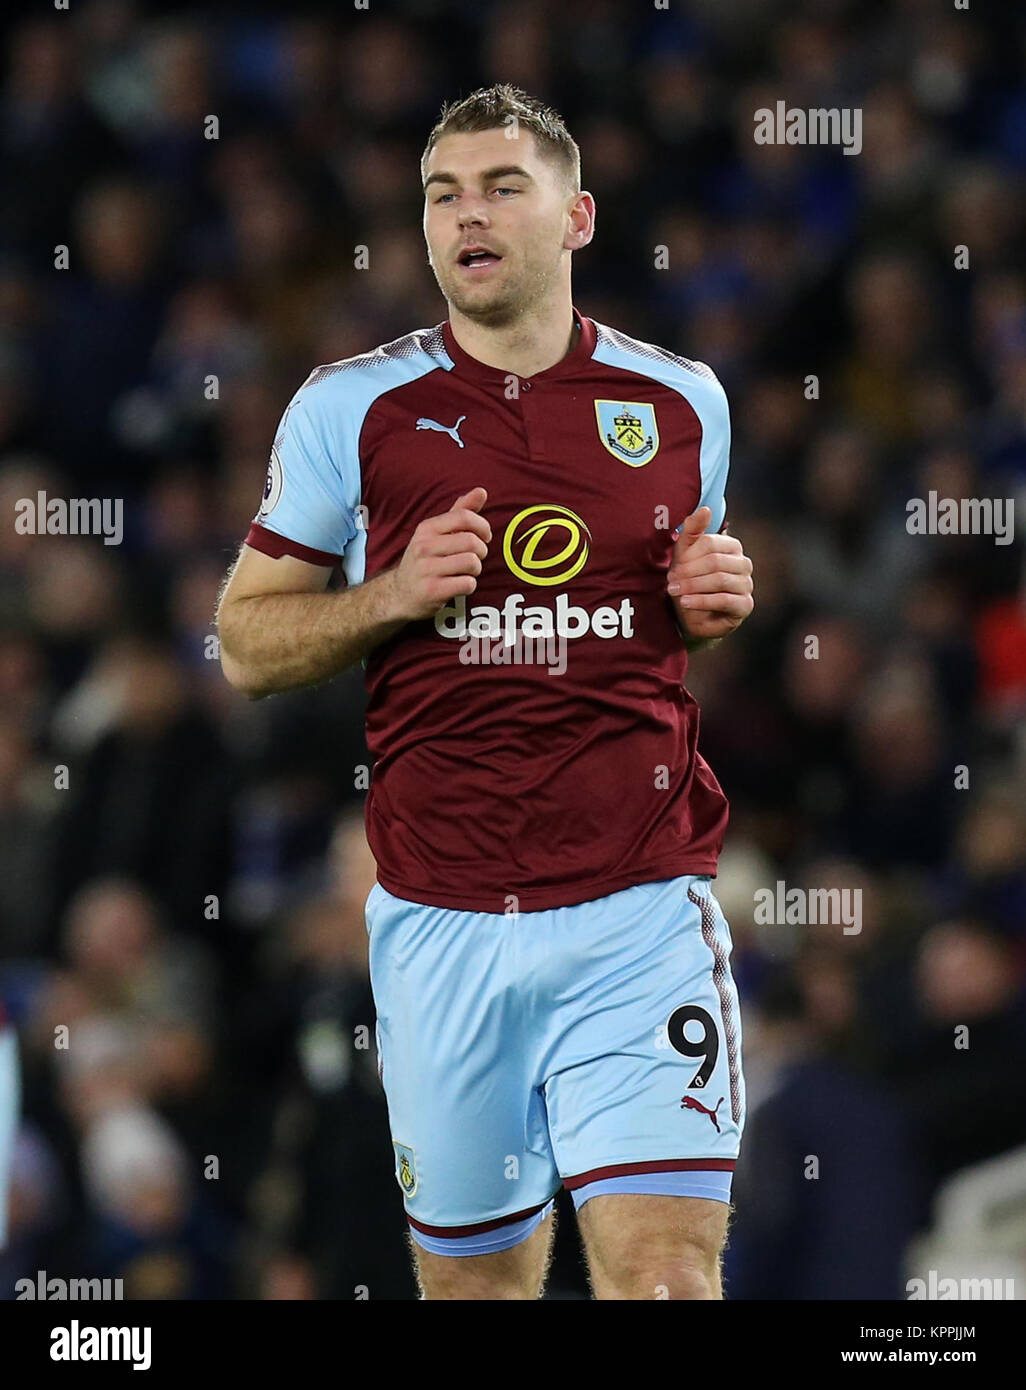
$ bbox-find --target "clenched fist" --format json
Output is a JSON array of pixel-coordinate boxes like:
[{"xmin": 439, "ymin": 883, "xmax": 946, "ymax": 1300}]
[
  {"xmin": 666, "ymin": 506, "xmax": 754, "ymax": 643},
  {"xmin": 387, "ymin": 487, "xmax": 491, "ymax": 622}
]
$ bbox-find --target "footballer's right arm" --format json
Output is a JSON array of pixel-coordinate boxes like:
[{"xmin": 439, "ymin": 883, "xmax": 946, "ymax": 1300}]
[
  {"xmin": 217, "ymin": 487, "xmax": 490, "ymax": 699},
  {"xmin": 216, "ymin": 546, "xmax": 403, "ymax": 699}
]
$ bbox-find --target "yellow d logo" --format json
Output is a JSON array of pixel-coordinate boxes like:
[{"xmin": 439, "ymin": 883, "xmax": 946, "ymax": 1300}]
[{"xmin": 502, "ymin": 504, "xmax": 592, "ymax": 587}]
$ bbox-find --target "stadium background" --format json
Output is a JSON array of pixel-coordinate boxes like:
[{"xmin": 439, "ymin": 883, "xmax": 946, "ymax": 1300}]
[{"xmin": 1, "ymin": 0, "xmax": 1025, "ymax": 1300}]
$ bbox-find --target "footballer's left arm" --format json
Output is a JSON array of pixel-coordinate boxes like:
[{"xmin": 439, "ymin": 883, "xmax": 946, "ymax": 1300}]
[{"xmin": 665, "ymin": 372, "xmax": 752, "ymax": 650}]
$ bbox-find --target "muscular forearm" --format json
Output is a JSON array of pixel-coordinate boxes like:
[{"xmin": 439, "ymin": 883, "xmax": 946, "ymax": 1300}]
[{"xmin": 218, "ymin": 569, "xmax": 406, "ymax": 698}]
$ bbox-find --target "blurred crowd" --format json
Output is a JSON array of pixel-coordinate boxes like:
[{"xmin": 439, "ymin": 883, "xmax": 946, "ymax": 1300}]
[{"xmin": 1, "ymin": 0, "xmax": 1025, "ymax": 1299}]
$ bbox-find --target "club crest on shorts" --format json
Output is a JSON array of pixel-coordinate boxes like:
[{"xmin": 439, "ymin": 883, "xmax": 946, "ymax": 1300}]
[
  {"xmin": 594, "ymin": 400, "xmax": 659, "ymax": 466},
  {"xmin": 393, "ymin": 1141, "xmax": 418, "ymax": 1197}
]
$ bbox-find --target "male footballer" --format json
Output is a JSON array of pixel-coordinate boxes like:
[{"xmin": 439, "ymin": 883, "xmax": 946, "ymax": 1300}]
[{"xmin": 217, "ymin": 85, "xmax": 754, "ymax": 1300}]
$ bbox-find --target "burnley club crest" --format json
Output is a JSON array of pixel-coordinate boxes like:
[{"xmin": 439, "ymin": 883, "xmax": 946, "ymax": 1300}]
[{"xmin": 594, "ymin": 399, "xmax": 659, "ymax": 466}]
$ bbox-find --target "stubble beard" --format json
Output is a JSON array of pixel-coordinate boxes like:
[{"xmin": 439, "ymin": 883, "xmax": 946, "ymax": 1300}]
[{"xmin": 433, "ymin": 249, "xmax": 562, "ymax": 329}]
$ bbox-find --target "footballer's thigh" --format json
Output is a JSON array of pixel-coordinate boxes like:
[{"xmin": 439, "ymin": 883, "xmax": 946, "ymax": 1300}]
[
  {"xmin": 365, "ymin": 883, "xmax": 561, "ymax": 1298},
  {"xmin": 410, "ymin": 1205, "xmax": 556, "ymax": 1300},
  {"xmin": 577, "ymin": 1193, "xmax": 729, "ymax": 1300},
  {"xmin": 542, "ymin": 874, "xmax": 746, "ymax": 1300}
]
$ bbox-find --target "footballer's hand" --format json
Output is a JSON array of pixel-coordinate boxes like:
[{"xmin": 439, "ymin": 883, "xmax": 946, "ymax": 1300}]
[
  {"xmin": 666, "ymin": 505, "xmax": 754, "ymax": 642},
  {"xmin": 388, "ymin": 486, "xmax": 491, "ymax": 621}
]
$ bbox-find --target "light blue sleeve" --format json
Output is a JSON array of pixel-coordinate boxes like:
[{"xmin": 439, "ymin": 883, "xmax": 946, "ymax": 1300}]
[
  {"xmin": 694, "ymin": 374, "xmax": 731, "ymax": 535},
  {"xmin": 589, "ymin": 328, "xmax": 732, "ymax": 535},
  {"xmin": 253, "ymin": 384, "xmax": 360, "ymax": 559}
]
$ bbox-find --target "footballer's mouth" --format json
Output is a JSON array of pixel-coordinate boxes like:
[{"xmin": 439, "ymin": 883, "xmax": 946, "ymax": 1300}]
[{"xmin": 456, "ymin": 244, "xmax": 504, "ymax": 272}]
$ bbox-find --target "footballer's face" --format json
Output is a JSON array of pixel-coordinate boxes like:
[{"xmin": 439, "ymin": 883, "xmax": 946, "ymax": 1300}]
[{"xmin": 423, "ymin": 127, "xmax": 584, "ymax": 326}]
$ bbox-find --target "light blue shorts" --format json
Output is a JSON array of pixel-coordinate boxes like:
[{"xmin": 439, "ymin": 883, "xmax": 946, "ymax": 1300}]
[{"xmin": 365, "ymin": 873, "xmax": 746, "ymax": 1257}]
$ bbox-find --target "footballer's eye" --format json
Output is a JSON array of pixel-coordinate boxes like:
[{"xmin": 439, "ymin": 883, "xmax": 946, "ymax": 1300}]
[
  {"xmin": 435, "ymin": 192, "xmax": 458, "ymax": 204},
  {"xmin": 494, "ymin": 187, "xmax": 519, "ymax": 196}
]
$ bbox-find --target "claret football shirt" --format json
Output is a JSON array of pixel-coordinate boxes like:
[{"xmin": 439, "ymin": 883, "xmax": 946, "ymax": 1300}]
[{"xmin": 244, "ymin": 307, "xmax": 731, "ymax": 913}]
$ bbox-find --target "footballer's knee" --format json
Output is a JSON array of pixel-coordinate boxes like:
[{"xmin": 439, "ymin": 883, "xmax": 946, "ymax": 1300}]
[
  {"xmin": 596, "ymin": 1247, "xmax": 723, "ymax": 1301},
  {"xmin": 416, "ymin": 1267, "xmax": 542, "ymax": 1300}
]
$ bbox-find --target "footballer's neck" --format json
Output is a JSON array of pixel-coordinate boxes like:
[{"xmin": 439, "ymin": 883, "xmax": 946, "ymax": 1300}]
[{"xmin": 448, "ymin": 296, "xmax": 580, "ymax": 380}]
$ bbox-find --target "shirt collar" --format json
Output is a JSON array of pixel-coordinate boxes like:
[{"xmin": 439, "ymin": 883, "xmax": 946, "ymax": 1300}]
[{"xmin": 442, "ymin": 307, "xmax": 596, "ymax": 383}]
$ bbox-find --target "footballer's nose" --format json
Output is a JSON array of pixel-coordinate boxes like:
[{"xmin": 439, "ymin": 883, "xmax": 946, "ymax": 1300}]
[{"xmin": 458, "ymin": 200, "xmax": 490, "ymax": 230}]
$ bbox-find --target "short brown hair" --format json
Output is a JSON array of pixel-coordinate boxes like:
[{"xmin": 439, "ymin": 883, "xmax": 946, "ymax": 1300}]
[{"xmin": 421, "ymin": 83, "xmax": 581, "ymax": 193}]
